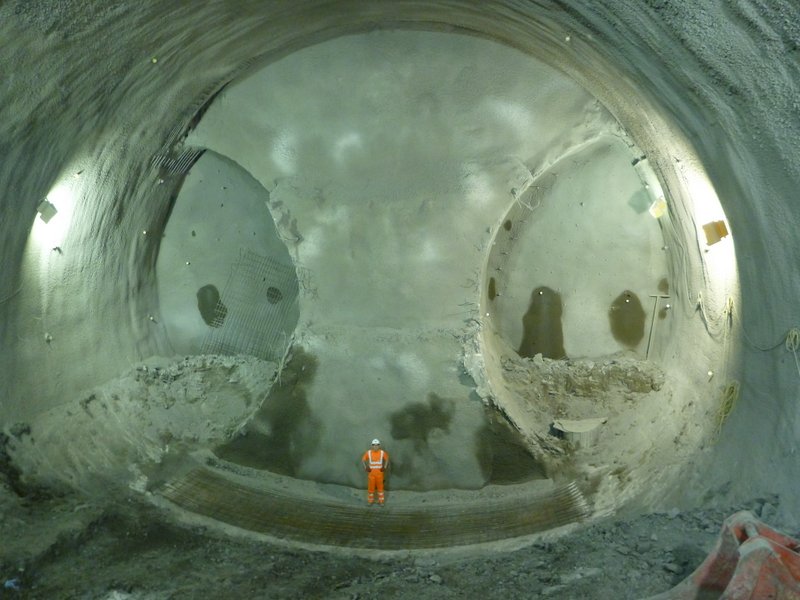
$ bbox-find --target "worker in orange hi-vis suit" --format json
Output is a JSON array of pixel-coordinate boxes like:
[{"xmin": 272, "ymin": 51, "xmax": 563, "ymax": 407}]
[{"xmin": 361, "ymin": 438, "xmax": 389, "ymax": 506}]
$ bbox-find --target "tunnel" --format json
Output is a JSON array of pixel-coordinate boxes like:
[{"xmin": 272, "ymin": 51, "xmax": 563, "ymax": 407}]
[{"xmin": 1, "ymin": 0, "xmax": 799, "ymax": 595}]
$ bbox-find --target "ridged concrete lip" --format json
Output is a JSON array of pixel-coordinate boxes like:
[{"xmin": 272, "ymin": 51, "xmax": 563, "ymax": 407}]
[{"xmin": 156, "ymin": 461, "xmax": 592, "ymax": 552}]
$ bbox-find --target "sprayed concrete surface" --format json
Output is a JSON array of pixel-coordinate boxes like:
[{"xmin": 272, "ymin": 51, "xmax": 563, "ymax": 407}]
[{"xmin": 1, "ymin": 1, "xmax": 800, "ymax": 597}]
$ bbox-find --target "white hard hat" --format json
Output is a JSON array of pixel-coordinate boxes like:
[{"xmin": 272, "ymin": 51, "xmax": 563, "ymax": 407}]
[{"xmin": 371, "ymin": 438, "xmax": 381, "ymax": 445}]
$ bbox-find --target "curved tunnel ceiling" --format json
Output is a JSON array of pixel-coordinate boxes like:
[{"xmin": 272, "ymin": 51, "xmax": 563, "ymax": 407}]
[{"xmin": 1, "ymin": 1, "xmax": 798, "ymax": 550}]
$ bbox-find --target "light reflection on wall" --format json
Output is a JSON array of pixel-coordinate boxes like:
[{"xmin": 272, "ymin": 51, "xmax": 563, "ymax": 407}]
[
  {"xmin": 29, "ymin": 175, "xmax": 79, "ymax": 251},
  {"xmin": 682, "ymin": 161, "xmax": 738, "ymax": 290},
  {"xmin": 18, "ymin": 169, "xmax": 82, "ymax": 349}
]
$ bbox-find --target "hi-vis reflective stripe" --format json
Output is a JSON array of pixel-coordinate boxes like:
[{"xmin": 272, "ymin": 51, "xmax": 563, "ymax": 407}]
[{"xmin": 369, "ymin": 450, "xmax": 384, "ymax": 469}]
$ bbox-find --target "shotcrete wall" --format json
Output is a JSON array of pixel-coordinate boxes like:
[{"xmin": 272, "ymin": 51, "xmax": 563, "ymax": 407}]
[{"xmin": 0, "ymin": 1, "xmax": 798, "ymax": 524}]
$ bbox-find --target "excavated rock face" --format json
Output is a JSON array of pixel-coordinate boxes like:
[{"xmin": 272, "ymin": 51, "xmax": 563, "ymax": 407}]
[
  {"xmin": 501, "ymin": 353, "xmax": 665, "ymax": 400},
  {"xmin": 5, "ymin": 355, "xmax": 278, "ymax": 492},
  {"xmin": 490, "ymin": 351, "xmax": 668, "ymax": 478}
]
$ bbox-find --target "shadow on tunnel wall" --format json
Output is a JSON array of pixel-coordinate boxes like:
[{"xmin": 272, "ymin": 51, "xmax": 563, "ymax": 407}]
[
  {"xmin": 518, "ymin": 286, "xmax": 566, "ymax": 359},
  {"xmin": 213, "ymin": 347, "xmax": 321, "ymax": 475},
  {"xmin": 386, "ymin": 393, "xmax": 547, "ymax": 488},
  {"xmin": 476, "ymin": 404, "xmax": 548, "ymax": 485}
]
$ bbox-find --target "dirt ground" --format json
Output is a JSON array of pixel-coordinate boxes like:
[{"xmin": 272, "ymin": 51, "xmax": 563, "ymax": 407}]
[
  {"xmin": 0, "ymin": 353, "xmax": 792, "ymax": 599},
  {"xmin": 0, "ymin": 473, "xmax": 791, "ymax": 600}
]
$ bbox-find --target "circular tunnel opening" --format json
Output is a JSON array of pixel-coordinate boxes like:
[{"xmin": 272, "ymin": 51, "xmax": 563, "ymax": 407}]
[
  {"xmin": 165, "ymin": 23, "xmax": 738, "ymax": 522},
  {"xmin": 5, "ymin": 3, "xmax": 743, "ymax": 552},
  {"xmin": 155, "ymin": 150, "xmax": 299, "ymax": 360},
  {"xmin": 180, "ymin": 28, "xmax": 626, "ymax": 493}
]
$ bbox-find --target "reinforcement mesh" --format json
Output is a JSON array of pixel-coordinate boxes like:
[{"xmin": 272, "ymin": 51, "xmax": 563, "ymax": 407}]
[{"xmin": 201, "ymin": 248, "xmax": 299, "ymax": 361}]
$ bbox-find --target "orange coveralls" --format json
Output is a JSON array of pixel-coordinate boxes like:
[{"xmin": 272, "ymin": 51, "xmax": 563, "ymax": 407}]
[{"xmin": 362, "ymin": 449, "xmax": 389, "ymax": 504}]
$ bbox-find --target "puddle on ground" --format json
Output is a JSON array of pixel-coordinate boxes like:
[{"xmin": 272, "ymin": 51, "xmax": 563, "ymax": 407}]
[
  {"xmin": 609, "ymin": 290, "xmax": 645, "ymax": 347},
  {"xmin": 213, "ymin": 347, "xmax": 321, "ymax": 475},
  {"xmin": 488, "ymin": 277, "xmax": 497, "ymax": 301},
  {"xmin": 196, "ymin": 284, "xmax": 227, "ymax": 327},
  {"xmin": 518, "ymin": 286, "xmax": 566, "ymax": 359}
]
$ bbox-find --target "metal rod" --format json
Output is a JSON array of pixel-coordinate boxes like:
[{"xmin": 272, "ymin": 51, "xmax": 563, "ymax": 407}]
[{"xmin": 646, "ymin": 294, "xmax": 670, "ymax": 360}]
